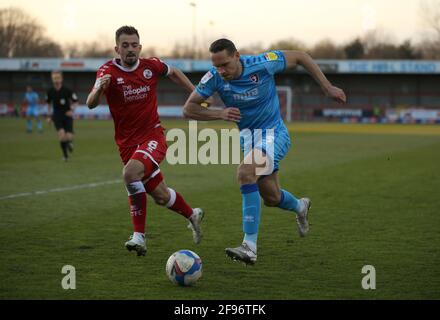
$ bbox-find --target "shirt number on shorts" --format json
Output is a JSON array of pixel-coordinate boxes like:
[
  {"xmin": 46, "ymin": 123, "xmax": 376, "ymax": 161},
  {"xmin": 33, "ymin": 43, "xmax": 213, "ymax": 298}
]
[{"xmin": 147, "ymin": 140, "xmax": 158, "ymax": 153}]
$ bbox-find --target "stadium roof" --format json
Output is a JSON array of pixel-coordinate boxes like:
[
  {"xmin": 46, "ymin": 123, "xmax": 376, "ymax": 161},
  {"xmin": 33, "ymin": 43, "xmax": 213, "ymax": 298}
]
[{"xmin": 0, "ymin": 58, "xmax": 439, "ymax": 74}]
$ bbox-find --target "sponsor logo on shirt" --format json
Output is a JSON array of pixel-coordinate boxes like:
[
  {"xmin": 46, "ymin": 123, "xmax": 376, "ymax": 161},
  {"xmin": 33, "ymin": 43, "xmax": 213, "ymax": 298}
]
[
  {"xmin": 122, "ymin": 85, "xmax": 151, "ymax": 102},
  {"xmin": 233, "ymin": 88, "xmax": 259, "ymax": 101},
  {"xmin": 117, "ymin": 77, "xmax": 124, "ymax": 84}
]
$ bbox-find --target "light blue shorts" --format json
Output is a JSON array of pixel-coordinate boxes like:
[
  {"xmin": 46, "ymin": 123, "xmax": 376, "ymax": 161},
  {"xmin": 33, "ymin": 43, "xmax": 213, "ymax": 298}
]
[
  {"xmin": 26, "ymin": 105, "xmax": 40, "ymax": 117},
  {"xmin": 240, "ymin": 122, "xmax": 291, "ymax": 175}
]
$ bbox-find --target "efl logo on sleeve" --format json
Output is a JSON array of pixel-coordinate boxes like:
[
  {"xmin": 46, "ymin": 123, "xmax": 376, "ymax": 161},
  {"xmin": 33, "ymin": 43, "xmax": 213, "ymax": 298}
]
[
  {"xmin": 201, "ymin": 71, "xmax": 213, "ymax": 84},
  {"xmin": 264, "ymin": 52, "xmax": 279, "ymax": 61}
]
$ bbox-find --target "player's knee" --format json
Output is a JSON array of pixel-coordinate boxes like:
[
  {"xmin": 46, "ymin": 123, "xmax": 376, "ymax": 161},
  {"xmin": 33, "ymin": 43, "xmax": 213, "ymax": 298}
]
[
  {"xmin": 123, "ymin": 166, "xmax": 142, "ymax": 184},
  {"xmin": 152, "ymin": 189, "xmax": 170, "ymax": 206},
  {"xmin": 154, "ymin": 195, "xmax": 168, "ymax": 206},
  {"xmin": 237, "ymin": 164, "xmax": 257, "ymax": 184}
]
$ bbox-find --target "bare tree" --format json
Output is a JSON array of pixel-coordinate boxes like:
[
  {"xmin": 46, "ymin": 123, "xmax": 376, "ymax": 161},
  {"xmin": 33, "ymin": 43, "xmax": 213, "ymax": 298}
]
[
  {"xmin": 168, "ymin": 41, "xmax": 199, "ymax": 59},
  {"xmin": 357, "ymin": 29, "xmax": 421, "ymax": 59},
  {"xmin": 396, "ymin": 40, "xmax": 421, "ymax": 59},
  {"xmin": 64, "ymin": 41, "xmax": 114, "ymax": 58},
  {"xmin": 416, "ymin": 38, "xmax": 440, "ymax": 59},
  {"xmin": 268, "ymin": 38, "xmax": 308, "ymax": 52},
  {"xmin": 418, "ymin": 0, "xmax": 440, "ymax": 58},
  {"xmin": 0, "ymin": 7, "xmax": 62, "ymax": 57},
  {"xmin": 240, "ymin": 42, "xmax": 265, "ymax": 55},
  {"xmin": 344, "ymin": 38, "xmax": 365, "ymax": 59},
  {"xmin": 65, "ymin": 40, "xmax": 158, "ymax": 58},
  {"xmin": 361, "ymin": 29, "xmax": 396, "ymax": 53},
  {"xmin": 420, "ymin": 0, "xmax": 440, "ymax": 39},
  {"xmin": 310, "ymin": 39, "xmax": 345, "ymax": 59}
]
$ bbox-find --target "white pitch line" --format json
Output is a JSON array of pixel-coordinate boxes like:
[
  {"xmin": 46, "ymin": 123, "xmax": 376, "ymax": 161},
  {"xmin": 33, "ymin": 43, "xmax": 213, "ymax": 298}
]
[{"xmin": 0, "ymin": 179, "xmax": 121, "ymax": 201}]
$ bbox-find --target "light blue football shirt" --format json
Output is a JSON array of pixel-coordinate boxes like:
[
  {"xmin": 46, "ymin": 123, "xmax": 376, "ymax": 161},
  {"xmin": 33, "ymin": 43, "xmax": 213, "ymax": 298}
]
[
  {"xmin": 24, "ymin": 91, "xmax": 39, "ymax": 107},
  {"xmin": 196, "ymin": 50, "xmax": 287, "ymax": 131}
]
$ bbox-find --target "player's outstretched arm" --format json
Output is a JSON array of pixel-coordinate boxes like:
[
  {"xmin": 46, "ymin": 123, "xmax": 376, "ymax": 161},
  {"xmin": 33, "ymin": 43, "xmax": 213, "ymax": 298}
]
[
  {"xmin": 183, "ymin": 91, "xmax": 241, "ymax": 122},
  {"xmin": 86, "ymin": 74, "xmax": 111, "ymax": 109},
  {"xmin": 282, "ymin": 50, "xmax": 346, "ymax": 103}
]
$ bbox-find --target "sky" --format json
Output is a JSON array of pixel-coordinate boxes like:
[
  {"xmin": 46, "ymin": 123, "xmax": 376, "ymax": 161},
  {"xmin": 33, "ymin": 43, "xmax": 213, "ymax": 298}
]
[{"xmin": 1, "ymin": 0, "xmax": 437, "ymax": 53}]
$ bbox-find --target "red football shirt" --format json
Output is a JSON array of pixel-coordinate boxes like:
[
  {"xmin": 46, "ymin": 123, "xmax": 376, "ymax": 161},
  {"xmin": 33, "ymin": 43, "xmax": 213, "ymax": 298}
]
[{"xmin": 95, "ymin": 57, "xmax": 170, "ymax": 147}]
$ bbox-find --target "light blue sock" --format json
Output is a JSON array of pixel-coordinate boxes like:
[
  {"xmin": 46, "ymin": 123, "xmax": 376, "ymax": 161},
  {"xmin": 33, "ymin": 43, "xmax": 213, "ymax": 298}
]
[
  {"xmin": 26, "ymin": 120, "xmax": 32, "ymax": 132},
  {"xmin": 277, "ymin": 189, "xmax": 303, "ymax": 214},
  {"xmin": 240, "ymin": 183, "xmax": 260, "ymax": 253},
  {"xmin": 243, "ymin": 232, "xmax": 258, "ymax": 252},
  {"xmin": 37, "ymin": 120, "xmax": 43, "ymax": 131}
]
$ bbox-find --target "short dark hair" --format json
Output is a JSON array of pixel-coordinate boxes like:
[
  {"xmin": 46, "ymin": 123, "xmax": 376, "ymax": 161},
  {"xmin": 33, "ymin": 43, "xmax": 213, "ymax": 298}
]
[
  {"xmin": 209, "ymin": 38, "xmax": 237, "ymax": 55},
  {"xmin": 115, "ymin": 26, "xmax": 140, "ymax": 43}
]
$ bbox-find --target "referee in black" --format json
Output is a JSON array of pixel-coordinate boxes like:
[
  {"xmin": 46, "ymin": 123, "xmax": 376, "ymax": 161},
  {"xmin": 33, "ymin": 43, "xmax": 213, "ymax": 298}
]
[{"xmin": 46, "ymin": 70, "xmax": 79, "ymax": 162}]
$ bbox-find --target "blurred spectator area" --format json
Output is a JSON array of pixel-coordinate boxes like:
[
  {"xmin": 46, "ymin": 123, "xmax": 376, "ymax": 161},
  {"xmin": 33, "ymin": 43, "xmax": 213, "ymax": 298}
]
[{"xmin": 0, "ymin": 59, "xmax": 439, "ymax": 122}]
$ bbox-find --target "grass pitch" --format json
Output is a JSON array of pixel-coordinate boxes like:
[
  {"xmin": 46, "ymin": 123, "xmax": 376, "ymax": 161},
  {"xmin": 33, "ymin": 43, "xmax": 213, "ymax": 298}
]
[{"xmin": 0, "ymin": 118, "xmax": 439, "ymax": 299}]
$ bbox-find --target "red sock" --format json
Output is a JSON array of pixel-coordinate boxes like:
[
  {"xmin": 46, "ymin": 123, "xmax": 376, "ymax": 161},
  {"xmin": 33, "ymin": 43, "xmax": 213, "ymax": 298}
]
[
  {"xmin": 126, "ymin": 182, "xmax": 147, "ymax": 233},
  {"xmin": 167, "ymin": 188, "xmax": 193, "ymax": 219},
  {"xmin": 129, "ymin": 192, "xmax": 147, "ymax": 233}
]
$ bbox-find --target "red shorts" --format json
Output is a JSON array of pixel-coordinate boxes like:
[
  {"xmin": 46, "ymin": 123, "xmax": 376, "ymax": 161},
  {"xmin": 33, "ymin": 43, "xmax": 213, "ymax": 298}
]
[{"xmin": 119, "ymin": 127, "xmax": 167, "ymax": 192}]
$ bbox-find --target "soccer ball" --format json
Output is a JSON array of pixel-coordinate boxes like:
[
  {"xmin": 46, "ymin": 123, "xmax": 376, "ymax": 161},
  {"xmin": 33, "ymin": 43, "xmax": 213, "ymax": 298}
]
[{"xmin": 166, "ymin": 250, "xmax": 202, "ymax": 286}]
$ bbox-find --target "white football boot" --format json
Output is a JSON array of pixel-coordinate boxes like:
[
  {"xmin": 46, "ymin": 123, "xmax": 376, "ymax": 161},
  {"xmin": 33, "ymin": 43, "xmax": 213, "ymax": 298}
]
[
  {"xmin": 296, "ymin": 198, "xmax": 311, "ymax": 237},
  {"xmin": 187, "ymin": 208, "xmax": 204, "ymax": 244},
  {"xmin": 125, "ymin": 233, "xmax": 146, "ymax": 256},
  {"xmin": 225, "ymin": 243, "xmax": 257, "ymax": 265}
]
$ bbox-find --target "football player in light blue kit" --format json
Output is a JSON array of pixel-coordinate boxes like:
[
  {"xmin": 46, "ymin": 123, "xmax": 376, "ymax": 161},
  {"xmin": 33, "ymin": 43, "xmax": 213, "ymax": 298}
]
[
  {"xmin": 183, "ymin": 39, "xmax": 346, "ymax": 265},
  {"xmin": 23, "ymin": 85, "xmax": 43, "ymax": 133}
]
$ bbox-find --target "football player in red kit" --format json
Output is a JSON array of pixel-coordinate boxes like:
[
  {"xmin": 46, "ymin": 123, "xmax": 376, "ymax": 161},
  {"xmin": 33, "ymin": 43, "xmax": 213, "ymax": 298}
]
[{"xmin": 86, "ymin": 26, "xmax": 204, "ymax": 256}]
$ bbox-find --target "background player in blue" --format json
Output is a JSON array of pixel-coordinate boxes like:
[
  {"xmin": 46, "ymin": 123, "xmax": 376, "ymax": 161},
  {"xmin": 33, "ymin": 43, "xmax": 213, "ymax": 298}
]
[
  {"xmin": 183, "ymin": 39, "xmax": 346, "ymax": 265},
  {"xmin": 23, "ymin": 86, "xmax": 42, "ymax": 133}
]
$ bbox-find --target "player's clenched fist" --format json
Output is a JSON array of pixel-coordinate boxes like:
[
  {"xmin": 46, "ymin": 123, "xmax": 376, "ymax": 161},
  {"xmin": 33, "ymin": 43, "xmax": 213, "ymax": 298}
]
[
  {"xmin": 326, "ymin": 85, "xmax": 347, "ymax": 104},
  {"xmin": 221, "ymin": 107, "xmax": 241, "ymax": 122},
  {"xmin": 94, "ymin": 74, "xmax": 111, "ymax": 92}
]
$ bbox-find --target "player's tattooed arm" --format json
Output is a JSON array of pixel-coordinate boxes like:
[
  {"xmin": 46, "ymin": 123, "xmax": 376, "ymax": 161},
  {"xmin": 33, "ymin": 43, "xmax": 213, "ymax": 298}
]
[
  {"xmin": 183, "ymin": 91, "xmax": 241, "ymax": 122},
  {"xmin": 87, "ymin": 74, "xmax": 111, "ymax": 109},
  {"xmin": 282, "ymin": 50, "xmax": 346, "ymax": 104},
  {"xmin": 167, "ymin": 67, "xmax": 196, "ymax": 93}
]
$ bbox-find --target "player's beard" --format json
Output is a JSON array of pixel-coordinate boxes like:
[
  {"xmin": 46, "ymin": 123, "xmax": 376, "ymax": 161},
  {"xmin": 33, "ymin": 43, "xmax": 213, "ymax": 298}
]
[{"xmin": 124, "ymin": 54, "xmax": 138, "ymax": 66}]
